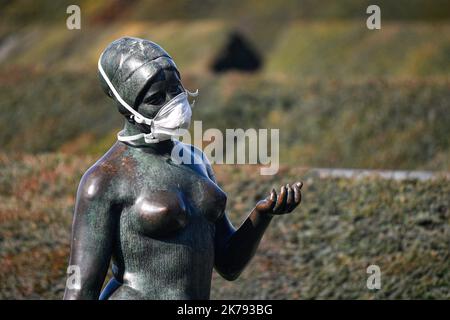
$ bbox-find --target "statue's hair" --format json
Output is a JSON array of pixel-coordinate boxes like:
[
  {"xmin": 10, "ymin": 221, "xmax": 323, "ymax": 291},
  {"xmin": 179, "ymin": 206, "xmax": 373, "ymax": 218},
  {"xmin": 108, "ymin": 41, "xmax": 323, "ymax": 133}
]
[{"xmin": 98, "ymin": 37, "xmax": 178, "ymax": 111}]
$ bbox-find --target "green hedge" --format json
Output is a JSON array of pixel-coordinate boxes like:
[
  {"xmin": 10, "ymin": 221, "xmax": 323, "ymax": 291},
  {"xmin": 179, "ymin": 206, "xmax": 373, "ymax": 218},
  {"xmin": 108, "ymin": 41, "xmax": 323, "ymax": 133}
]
[{"xmin": 2, "ymin": 71, "xmax": 449, "ymax": 170}]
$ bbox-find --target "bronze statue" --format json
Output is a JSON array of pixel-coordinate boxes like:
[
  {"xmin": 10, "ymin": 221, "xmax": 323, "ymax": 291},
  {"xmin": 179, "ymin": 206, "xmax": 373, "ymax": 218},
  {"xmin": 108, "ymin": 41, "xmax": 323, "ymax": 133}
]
[{"xmin": 63, "ymin": 37, "xmax": 302, "ymax": 300}]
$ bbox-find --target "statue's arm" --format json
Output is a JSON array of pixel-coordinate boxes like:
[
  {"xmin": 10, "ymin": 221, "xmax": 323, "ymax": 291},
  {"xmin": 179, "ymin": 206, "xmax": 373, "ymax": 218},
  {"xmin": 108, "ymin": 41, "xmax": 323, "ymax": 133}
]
[
  {"xmin": 207, "ymin": 163, "xmax": 302, "ymax": 281},
  {"xmin": 63, "ymin": 168, "xmax": 118, "ymax": 300}
]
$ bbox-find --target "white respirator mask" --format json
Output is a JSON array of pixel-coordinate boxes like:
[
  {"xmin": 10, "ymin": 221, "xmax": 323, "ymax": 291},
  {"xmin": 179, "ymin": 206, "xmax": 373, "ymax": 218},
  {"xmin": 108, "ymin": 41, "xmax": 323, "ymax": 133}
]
[{"xmin": 98, "ymin": 54, "xmax": 197, "ymax": 144}]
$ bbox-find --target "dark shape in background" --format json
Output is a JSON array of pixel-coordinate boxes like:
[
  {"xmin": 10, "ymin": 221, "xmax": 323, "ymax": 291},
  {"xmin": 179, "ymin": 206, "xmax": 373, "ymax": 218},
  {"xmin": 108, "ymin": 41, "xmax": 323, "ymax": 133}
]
[{"xmin": 211, "ymin": 32, "xmax": 262, "ymax": 73}]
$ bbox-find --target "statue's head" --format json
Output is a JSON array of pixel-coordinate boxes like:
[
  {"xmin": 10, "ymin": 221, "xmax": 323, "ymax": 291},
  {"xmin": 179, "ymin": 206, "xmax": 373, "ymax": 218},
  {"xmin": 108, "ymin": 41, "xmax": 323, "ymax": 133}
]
[{"xmin": 98, "ymin": 37, "xmax": 185, "ymax": 130}]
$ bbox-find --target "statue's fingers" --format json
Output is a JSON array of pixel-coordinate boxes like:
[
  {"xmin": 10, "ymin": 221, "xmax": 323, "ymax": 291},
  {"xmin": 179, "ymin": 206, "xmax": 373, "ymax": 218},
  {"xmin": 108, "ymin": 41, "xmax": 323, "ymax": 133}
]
[
  {"xmin": 285, "ymin": 184, "xmax": 295, "ymax": 212},
  {"xmin": 273, "ymin": 185, "xmax": 287, "ymax": 214},
  {"xmin": 256, "ymin": 188, "xmax": 277, "ymax": 212},
  {"xmin": 266, "ymin": 188, "xmax": 277, "ymax": 210},
  {"xmin": 285, "ymin": 183, "xmax": 302, "ymax": 213},
  {"xmin": 294, "ymin": 183, "xmax": 301, "ymax": 205}
]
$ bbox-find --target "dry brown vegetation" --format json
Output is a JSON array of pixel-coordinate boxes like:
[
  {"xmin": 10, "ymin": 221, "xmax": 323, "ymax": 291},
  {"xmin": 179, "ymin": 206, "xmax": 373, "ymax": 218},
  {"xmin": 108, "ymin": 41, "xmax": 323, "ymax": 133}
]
[{"xmin": 0, "ymin": 154, "xmax": 448, "ymax": 299}]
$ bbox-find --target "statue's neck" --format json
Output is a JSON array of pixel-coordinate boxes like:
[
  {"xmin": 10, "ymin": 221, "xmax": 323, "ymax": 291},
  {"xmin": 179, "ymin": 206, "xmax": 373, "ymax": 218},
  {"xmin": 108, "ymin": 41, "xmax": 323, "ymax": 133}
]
[
  {"xmin": 122, "ymin": 119, "xmax": 145, "ymax": 136},
  {"xmin": 120, "ymin": 120, "xmax": 175, "ymax": 154}
]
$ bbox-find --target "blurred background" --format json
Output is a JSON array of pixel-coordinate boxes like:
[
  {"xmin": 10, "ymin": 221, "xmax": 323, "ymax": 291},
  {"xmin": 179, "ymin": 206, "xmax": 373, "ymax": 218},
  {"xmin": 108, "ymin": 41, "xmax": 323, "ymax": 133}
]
[{"xmin": 0, "ymin": 0, "xmax": 449, "ymax": 299}]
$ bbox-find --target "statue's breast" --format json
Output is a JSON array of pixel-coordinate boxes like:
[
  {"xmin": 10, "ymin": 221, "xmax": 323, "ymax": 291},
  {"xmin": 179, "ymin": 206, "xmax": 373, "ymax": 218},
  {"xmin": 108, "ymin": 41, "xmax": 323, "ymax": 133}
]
[
  {"xmin": 134, "ymin": 191, "xmax": 188, "ymax": 238},
  {"xmin": 189, "ymin": 176, "xmax": 227, "ymax": 223},
  {"xmin": 132, "ymin": 176, "xmax": 226, "ymax": 239}
]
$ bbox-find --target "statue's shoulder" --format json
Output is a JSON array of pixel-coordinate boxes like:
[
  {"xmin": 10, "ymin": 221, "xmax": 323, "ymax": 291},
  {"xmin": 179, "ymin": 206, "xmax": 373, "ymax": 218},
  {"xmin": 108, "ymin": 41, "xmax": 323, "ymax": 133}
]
[
  {"xmin": 173, "ymin": 141, "xmax": 211, "ymax": 165},
  {"xmin": 77, "ymin": 142, "xmax": 127, "ymax": 201},
  {"xmin": 174, "ymin": 141, "xmax": 216, "ymax": 182}
]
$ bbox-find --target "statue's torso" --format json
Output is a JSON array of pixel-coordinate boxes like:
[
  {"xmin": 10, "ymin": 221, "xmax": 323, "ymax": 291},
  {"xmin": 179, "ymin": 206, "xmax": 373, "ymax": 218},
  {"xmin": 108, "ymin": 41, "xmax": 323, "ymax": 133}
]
[{"xmin": 99, "ymin": 142, "xmax": 227, "ymax": 299}]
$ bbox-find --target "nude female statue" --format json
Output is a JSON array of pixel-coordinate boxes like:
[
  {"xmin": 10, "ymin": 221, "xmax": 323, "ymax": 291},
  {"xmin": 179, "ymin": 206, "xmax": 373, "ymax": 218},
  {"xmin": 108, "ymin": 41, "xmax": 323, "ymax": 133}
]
[{"xmin": 63, "ymin": 37, "xmax": 302, "ymax": 300}]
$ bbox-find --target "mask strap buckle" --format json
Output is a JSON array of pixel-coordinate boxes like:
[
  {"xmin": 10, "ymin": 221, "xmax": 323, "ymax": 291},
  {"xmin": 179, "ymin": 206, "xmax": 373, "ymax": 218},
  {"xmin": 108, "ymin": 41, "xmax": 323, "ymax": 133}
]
[
  {"xmin": 185, "ymin": 88, "xmax": 199, "ymax": 107},
  {"xmin": 144, "ymin": 132, "xmax": 159, "ymax": 143}
]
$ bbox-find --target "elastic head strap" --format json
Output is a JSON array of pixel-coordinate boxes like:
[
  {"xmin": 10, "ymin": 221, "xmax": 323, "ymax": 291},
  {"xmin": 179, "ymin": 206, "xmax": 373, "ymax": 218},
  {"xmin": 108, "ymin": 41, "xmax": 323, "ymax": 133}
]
[
  {"xmin": 116, "ymin": 130, "xmax": 160, "ymax": 144},
  {"xmin": 98, "ymin": 53, "xmax": 198, "ymax": 123},
  {"xmin": 98, "ymin": 54, "xmax": 153, "ymax": 125}
]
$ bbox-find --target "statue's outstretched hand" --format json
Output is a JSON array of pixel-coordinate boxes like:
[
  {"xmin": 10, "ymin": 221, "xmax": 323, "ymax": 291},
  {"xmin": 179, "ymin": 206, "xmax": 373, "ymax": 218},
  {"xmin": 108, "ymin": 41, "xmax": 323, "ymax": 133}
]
[{"xmin": 255, "ymin": 182, "xmax": 303, "ymax": 216}]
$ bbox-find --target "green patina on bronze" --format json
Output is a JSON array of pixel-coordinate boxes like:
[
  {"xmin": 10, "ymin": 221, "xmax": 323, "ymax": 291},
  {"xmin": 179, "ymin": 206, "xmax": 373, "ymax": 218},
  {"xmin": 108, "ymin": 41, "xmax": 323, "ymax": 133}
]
[{"xmin": 63, "ymin": 37, "xmax": 302, "ymax": 300}]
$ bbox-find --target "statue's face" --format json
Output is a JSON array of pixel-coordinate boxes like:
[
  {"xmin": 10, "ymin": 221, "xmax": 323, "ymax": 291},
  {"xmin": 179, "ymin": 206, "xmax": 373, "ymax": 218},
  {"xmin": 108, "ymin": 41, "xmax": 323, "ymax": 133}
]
[{"xmin": 133, "ymin": 65, "xmax": 185, "ymax": 133}]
